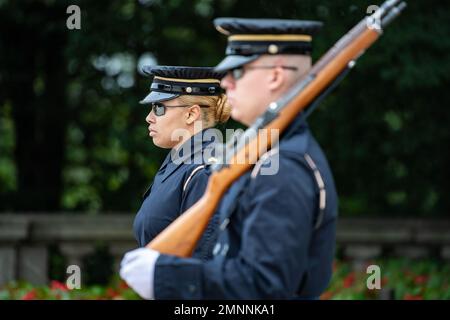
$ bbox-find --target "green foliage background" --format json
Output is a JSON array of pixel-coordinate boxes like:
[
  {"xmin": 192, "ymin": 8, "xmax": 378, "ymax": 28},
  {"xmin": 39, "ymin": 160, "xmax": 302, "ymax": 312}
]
[{"xmin": 0, "ymin": 0, "xmax": 449, "ymax": 216}]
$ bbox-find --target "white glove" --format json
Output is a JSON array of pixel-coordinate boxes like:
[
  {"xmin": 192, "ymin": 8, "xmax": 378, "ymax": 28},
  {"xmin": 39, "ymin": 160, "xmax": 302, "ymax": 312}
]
[{"xmin": 119, "ymin": 247, "xmax": 160, "ymax": 300}]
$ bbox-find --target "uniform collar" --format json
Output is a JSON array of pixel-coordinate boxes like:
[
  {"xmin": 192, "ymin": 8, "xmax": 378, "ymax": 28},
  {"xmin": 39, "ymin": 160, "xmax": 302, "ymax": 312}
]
[
  {"xmin": 159, "ymin": 129, "xmax": 215, "ymax": 183},
  {"xmin": 169, "ymin": 129, "xmax": 213, "ymax": 164}
]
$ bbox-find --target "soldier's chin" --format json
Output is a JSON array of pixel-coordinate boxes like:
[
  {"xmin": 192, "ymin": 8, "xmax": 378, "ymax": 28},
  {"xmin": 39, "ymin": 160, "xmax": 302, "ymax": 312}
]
[
  {"xmin": 231, "ymin": 109, "xmax": 250, "ymax": 126},
  {"xmin": 152, "ymin": 136, "xmax": 174, "ymax": 149},
  {"xmin": 231, "ymin": 108, "xmax": 241, "ymax": 122},
  {"xmin": 151, "ymin": 135, "xmax": 162, "ymax": 147}
]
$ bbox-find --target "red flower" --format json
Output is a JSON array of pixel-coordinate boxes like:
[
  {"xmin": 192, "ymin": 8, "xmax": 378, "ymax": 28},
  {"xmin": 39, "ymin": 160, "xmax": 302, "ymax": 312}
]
[
  {"xmin": 106, "ymin": 288, "xmax": 119, "ymax": 298},
  {"xmin": 320, "ymin": 291, "xmax": 334, "ymax": 300},
  {"xmin": 21, "ymin": 289, "xmax": 37, "ymax": 300},
  {"xmin": 404, "ymin": 294, "xmax": 423, "ymax": 300},
  {"xmin": 119, "ymin": 280, "xmax": 129, "ymax": 290},
  {"xmin": 50, "ymin": 280, "xmax": 68, "ymax": 292},
  {"xmin": 414, "ymin": 275, "xmax": 428, "ymax": 285},
  {"xmin": 343, "ymin": 272, "xmax": 356, "ymax": 288}
]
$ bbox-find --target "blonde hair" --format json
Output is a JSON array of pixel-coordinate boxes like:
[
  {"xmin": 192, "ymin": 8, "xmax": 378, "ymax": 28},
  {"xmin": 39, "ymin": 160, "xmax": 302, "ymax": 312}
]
[{"xmin": 177, "ymin": 93, "xmax": 231, "ymax": 127}]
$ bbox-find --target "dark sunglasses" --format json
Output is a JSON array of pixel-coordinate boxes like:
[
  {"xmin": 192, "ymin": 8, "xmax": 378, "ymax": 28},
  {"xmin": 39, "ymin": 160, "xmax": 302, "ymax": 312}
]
[
  {"xmin": 229, "ymin": 65, "xmax": 299, "ymax": 81},
  {"xmin": 151, "ymin": 102, "xmax": 210, "ymax": 117}
]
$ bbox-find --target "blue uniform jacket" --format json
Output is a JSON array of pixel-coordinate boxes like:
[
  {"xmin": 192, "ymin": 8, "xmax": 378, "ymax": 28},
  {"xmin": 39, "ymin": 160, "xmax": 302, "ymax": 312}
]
[
  {"xmin": 133, "ymin": 130, "xmax": 219, "ymax": 260},
  {"xmin": 153, "ymin": 115, "xmax": 339, "ymax": 299}
]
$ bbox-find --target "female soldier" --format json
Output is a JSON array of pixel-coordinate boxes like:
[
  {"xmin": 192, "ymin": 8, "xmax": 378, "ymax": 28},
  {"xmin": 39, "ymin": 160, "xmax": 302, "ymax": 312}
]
[{"xmin": 133, "ymin": 66, "xmax": 230, "ymax": 260}]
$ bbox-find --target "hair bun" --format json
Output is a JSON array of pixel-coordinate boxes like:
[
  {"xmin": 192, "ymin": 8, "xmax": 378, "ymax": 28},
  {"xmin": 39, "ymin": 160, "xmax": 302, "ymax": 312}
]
[{"xmin": 214, "ymin": 94, "xmax": 231, "ymax": 124}]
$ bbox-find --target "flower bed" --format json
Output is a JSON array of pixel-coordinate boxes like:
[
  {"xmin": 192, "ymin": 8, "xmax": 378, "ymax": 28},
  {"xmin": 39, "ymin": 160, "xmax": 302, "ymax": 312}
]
[
  {"xmin": 322, "ymin": 258, "xmax": 450, "ymax": 300},
  {"xmin": 0, "ymin": 279, "xmax": 140, "ymax": 300},
  {"xmin": 1, "ymin": 258, "xmax": 449, "ymax": 300}
]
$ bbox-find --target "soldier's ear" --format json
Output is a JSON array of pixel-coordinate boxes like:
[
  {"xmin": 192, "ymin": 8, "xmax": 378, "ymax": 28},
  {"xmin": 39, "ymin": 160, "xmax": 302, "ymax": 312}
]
[
  {"xmin": 268, "ymin": 66, "xmax": 285, "ymax": 92},
  {"xmin": 186, "ymin": 105, "xmax": 201, "ymax": 125}
]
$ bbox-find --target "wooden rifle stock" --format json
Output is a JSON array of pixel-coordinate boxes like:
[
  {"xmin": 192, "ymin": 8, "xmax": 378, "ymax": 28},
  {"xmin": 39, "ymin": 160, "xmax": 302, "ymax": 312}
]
[
  {"xmin": 146, "ymin": 134, "xmax": 274, "ymax": 256},
  {"xmin": 147, "ymin": 0, "xmax": 406, "ymax": 257}
]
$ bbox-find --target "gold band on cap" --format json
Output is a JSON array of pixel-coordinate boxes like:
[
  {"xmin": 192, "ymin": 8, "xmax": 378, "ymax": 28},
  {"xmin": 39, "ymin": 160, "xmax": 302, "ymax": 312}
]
[
  {"xmin": 154, "ymin": 76, "xmax": 221, "ymax": 83},
  {"xmin": 228, "ymin": 34, "xmax": 312, "ymax": 42}
]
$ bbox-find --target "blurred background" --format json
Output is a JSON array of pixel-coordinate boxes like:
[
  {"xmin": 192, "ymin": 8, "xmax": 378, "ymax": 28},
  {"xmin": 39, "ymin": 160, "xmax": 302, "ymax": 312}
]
[{"xmin": 0, "ymin": 0, "xmax": 449, "ymax": 299}]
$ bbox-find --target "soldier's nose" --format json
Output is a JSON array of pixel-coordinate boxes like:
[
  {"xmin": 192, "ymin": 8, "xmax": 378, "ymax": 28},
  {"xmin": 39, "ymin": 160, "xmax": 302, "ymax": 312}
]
[
  {"xmin": 146, "ymin": 111, "xmax": 156, "ymax": 124},
  {"xmin": 221, "ymin": 73, "xmax": 235, "ymax": 91}
]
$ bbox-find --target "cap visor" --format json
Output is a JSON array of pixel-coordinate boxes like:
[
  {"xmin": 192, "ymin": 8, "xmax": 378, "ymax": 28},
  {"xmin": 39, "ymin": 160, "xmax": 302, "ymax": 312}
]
[
  {"xmin": 214, "ymin": 55, "xmax": 259, "ymax": 72},
  {"xmin": 139, "ymin": 91, "xmax": 179, "ymax": 104}
]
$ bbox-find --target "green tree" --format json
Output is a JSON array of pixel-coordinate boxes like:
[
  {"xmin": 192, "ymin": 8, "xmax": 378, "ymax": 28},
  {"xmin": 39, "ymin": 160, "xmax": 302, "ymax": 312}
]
[{"xmin": 0, "ymin": 0, "xmax": 449, "ymax": 216}]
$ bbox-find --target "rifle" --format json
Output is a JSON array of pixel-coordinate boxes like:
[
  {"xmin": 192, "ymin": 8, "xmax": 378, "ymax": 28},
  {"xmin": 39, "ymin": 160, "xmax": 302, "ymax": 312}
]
[{"xmin": 146, "ymin": 0, "xmax": 407, "ymax": 257}]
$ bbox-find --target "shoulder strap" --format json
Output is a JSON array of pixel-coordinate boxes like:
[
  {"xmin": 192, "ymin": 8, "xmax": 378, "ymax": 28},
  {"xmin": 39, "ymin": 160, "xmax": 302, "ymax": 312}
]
[
  {"xmin": 250, "ymin": 149, "xmax": 326, "ymax": 230},
  {"xmin": 303, "ymin": 153, "xmax": 326, "ymax": 230},
  {"xmin": 250, "ymin": 147, "xmax": 279, "ymax": 178},
  {"xmin": 182, "ymin": 165, "xmax": 206, "ymax": 193}
]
